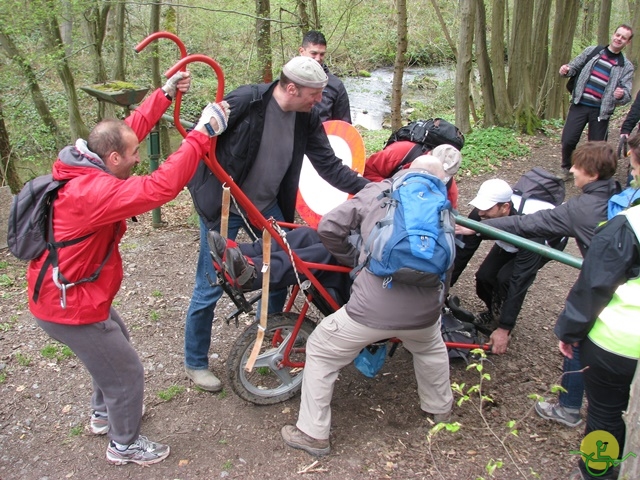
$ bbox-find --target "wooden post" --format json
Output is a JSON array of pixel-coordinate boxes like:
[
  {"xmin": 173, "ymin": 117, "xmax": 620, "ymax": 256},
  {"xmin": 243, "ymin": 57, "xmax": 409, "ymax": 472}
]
[
  {"xmin": 620, "ymin": 367, "xmax": 640, "ymax": 479},
  {"xmin": 244, "ymin": 229, "xmax": 271, "ymax": 371}
]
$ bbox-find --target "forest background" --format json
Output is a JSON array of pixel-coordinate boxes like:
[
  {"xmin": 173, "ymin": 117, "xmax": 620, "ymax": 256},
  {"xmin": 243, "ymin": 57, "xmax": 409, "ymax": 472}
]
[{"xmin": 1, "ymin": 0, "xmax": 639, "ymax": 194}]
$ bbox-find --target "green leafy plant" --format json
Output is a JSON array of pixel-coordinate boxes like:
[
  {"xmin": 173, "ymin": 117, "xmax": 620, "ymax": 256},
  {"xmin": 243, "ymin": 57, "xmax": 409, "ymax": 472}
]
[
  {"xmin": 0, "ymin": 318, "xmax": 17, "ymax": 332},
  {"xmin": 218, "ymin": 389, "xmax": 228, "ymax": 399},
  {"xmin": 157, "ymin": 385, "xmax": 185, "ymax": 401},
  {"xmin": 222, "ymin": 459, "xmax": 233, "ymax": 471},
  {"xmin": 149, "ymin": 310, "xmax": 160, "ymax": 322},
  {"xmin": 0, "ymin": 260, "xmax": 8, "ymax": 269},
  {"xmin": 0, "ymin": 372, "xmax": 6, "ymax": 383},
  {"xmin": 447, "ymin": 349, "xmax": 541, "ymax": 479},
  {"xmin": 151, "ymin": 290, "xmax": 163, "ymax": 297},
  {"xmin": 461, "ymin": 127, "xmax": 530, "ymax": 175},
  {"xmin": 40, "ymin": 343, "xmax": 74, "ymax": 361},
  {"xmin": 69, "ymin": 425, "xmax": 83, "ymax": 437},
  {"xmin": 15, "ymin": 353, "xmax": 31, "ymax": 367},
  {"xmin": 0, "ymin": 274, "xmax": 14, "ymax": 287}
]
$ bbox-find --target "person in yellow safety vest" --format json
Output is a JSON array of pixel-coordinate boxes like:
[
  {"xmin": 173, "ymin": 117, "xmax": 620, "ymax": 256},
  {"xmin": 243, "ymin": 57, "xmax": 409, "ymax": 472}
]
[{"xmin": 555, "ymin": 198, "xmax": 640, "ymax": 479}]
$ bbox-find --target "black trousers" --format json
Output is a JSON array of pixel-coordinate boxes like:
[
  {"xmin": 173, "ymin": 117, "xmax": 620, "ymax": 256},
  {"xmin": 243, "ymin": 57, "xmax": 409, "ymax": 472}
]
[
  {"xmin": 577, "ymin": 338, "xmax": 638, "ymax": 478},
  {"xmin": 561, "ymin": 103, "xmax": 609, "ymax": 169}
]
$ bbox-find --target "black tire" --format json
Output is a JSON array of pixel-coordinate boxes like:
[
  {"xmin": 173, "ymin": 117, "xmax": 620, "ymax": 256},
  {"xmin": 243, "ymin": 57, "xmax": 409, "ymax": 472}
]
[{"xmin": 227, "ymin": 312, "xmax": 316, "ymax": 405}]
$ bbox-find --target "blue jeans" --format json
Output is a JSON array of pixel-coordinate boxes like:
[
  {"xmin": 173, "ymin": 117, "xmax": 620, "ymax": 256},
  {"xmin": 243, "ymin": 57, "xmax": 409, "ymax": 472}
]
[
  {"xmin": 184, "ymin": 205, "xmax": 286, "ymax": 370},
  {"xmin": 558, "ymin": 345, "xmax": 584, "ymax": 410}
]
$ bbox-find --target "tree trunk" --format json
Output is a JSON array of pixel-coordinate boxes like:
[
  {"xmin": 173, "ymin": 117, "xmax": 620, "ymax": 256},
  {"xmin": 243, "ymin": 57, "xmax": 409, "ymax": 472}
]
[
  {"xmin": 0, "ymin": 29, "xmax": 65, "ymax": 151},
  {"xmin": 620, "ymin": 366, "xmax": 640, "ymax": 479},
  {"xmin": 455, "ymin": 0, "xmax": 475, "ymax": 134},
  {"xmin": 114, "ymin": 0, "xmax": 126, "ymax": 81},
  {"xmin": 540, "ymin": 0, "xmax": 580, "ymax": 120},
  {"xmin": 597, "ymin": 0, "xmax": 612, "ymax": 46},
  {"xmin": 507, "ymin": 0, "xmax": 539, "ymax": 134},
  {"xmin": 428, "ymin": 0, "xmax": 457, "ymax": 59},
  {"xmin": 629, "ymin": 0, "xmax": 640, "ymax": 96},
  {"xmin": 530, "ymin": 0, "xmax": 552, "ymax": 96},
  {"xmin": 390, "ymin": 0, "xmax": 407, "ymax": 131},
  {"xmin": 82, "ymin": 1, "xmax": 111, "ymax": 121},
  {"xmin": 148, "ymin": 0, "xmax": 171, "ymax": 163},
  {"xmin": 256, "ymin": 0, "xmax": 273, "ymax": 83},
  {"xmin": 581, "ymin": 0, "xmax": 596, "ymax": 44},
  {"xmin": 490, "ymin": 0, "xmax": 512, "ymax": 125},
  {"xmin": 474, "ymin": 0, "xmax": 496, "ymax": 126},
  {"xmin": 309, "ymin": 0, "xmax": 320, "ymax": 30},
  {"xmin": 41, "ymin": 2, "xmax": 89, "ymax": 141},
  {"xmin": 0, "ymin": 100, "xmax": 22, "ymax": 193},
  {"xmin": 60, "ymin": 0, "xmax": 73, "ymax": 58},
  {"xmin": 297, "ymin": 0, "xmax": 310, "ymax": 34}
]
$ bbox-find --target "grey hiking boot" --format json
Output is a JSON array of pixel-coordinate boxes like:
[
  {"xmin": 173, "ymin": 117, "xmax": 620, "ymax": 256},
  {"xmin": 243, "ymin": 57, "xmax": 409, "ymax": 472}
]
[
  {"xmin": 560, "ymin": 168, "xmax": 573, "ymax": 182},
  {"xmin": 106, "ymin": 435, "xmax": 170, "ymax": 465},
  {"xmin": 281, "ymin": 425, "xmax": 330, "ymax": 456},
  {"xmin": 535, "ymin": 399, "xmax": 582, "ymax": 427},
  {"xmin": 185, "ymin": 367, "xmax": 222, "ymax": 392},
  {"xmin": 90, "ymin": 405, "xmax": 146, "ymax": 435}
]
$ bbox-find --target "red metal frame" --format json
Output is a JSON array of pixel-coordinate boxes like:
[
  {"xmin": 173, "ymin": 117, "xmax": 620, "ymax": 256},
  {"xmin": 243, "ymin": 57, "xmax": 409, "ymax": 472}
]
[
  {"xmin": 134, "ymin": 32, "xmax": 190, "ymax": 139},
  {"xmin": 143, "ymin": 35, "xmax": 489, "ymax": 375}
]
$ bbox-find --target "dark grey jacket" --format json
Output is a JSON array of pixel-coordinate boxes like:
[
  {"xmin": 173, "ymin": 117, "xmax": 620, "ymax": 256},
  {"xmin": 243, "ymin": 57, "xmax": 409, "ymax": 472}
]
[
  {"xmin": 316, "ymin": 64, "xmax": 351, "ymax": 123},
  {"xmin": 483, "ymin": 178, "xmax": 620, "ymax": 257},
  {"xmin": 188, "ymin": 81, "xmax": 368, "ymax": 229}
]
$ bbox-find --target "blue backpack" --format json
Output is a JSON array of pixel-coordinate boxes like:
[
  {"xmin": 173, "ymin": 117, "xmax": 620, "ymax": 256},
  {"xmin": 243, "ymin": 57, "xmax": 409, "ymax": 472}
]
[{"xmin": 363, "ymin": 171, "xmax": 456, "ymax": 288}]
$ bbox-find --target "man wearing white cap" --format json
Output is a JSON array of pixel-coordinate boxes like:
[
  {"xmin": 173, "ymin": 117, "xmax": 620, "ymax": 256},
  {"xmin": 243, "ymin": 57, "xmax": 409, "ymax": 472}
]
[
  {"xmin": 184, "ymin": 56, "xmax": 369, "ymax": 391},
  {"xmin": 451, "ymin": 179, "xmax": 565, "ymax": 354}
]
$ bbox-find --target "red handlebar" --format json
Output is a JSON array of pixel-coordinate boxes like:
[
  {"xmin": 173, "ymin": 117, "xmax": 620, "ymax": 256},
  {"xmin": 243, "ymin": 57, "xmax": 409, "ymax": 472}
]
[{"xmin": 134, "ymin": 32, "xmax": 189, "ymax": 138}]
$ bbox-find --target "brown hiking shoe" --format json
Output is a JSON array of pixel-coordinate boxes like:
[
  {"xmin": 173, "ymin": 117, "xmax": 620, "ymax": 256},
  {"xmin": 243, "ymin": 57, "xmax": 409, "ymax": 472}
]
[{"xmin": 281, "ymin": 425, "xmax": 330, "ymax": 456}]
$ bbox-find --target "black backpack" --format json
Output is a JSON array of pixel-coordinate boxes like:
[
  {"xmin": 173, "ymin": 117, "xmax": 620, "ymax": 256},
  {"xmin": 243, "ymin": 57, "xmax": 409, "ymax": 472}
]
[
  {"xmin": 385, "ymin": 118, "xmax": 465, "ymax": 152},
  {"xmin": 512, "ymin": 167, "xmax": 565, "ymax": 214},
  {"xmin": 7, "ymin": 175, "xmax": 113, "ymax": 305},
  {"xmin": 565, "ymin": 45, "xmax": 605, "ymax": 93},
  {"xmin": 441, "ymin": 309, "xmax": 484, "ymax": 363}
]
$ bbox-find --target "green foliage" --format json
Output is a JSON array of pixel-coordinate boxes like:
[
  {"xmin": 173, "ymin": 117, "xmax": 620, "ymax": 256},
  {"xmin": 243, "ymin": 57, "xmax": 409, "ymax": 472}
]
[
  {"xmin": 0, "ymin": 261, "xmax": 8, "ymax": 269},
  {"xmin": 157, "ymin": 384, "xmax": 185, "ymax": 401},
  {"xmin": 462, "ymin": 128, "xmax": 530, "ymax": 175},
  {"xmin": 0, "ymin": 274, "xmax": 13, "ymax": 287},
  {"xmin": 485, "ymin": 458, "xmax": 505, "ymax": 477},
  {"xmin": 149, "ymin": 310, "xmax": 160, "ymax": 322},
  {"xmin": 0, "ymin": 317, "xmax": 18, "ymax": 332},
  {"xmin": 0, "ymin": 372, "xmax": 6, "ymax": 384},
  {"xmin": 40, "ymin": 343, "xmax": 74, "ymax": 362},
  {"xmin": 69, "ymin": 425, "xmax": 84, "ymax": 437},
  {"xmin": 218, "ymin": 389, "xmax": 228, "ymax": 399},
  {"xmin": 403, "ymin": 78, "xmax": 457, "ymax": 121},
  {"xmin": 222, "ymin": 459, "xmax": 233, "ymax": 471},
  {"xmin": 15, "ymin": 353, "xmax": 31, "ymax": 367}
]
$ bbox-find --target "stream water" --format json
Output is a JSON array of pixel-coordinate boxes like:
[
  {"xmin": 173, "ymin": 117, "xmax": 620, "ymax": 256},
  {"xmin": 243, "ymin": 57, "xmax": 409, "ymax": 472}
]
[{"xmin": 342, "ymin": 65, "xmax": 455, "ymax": 130}]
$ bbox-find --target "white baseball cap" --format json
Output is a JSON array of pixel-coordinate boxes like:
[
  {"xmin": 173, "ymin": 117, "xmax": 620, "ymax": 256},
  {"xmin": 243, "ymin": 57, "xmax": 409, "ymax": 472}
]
[{"xmin": 469, "ymin": 179, "xmax": 513, "ymax": 210}]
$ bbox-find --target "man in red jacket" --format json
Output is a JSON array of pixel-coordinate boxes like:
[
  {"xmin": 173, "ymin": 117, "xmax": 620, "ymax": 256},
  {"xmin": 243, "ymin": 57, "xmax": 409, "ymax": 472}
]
[{"xmin": 27, "ymin": 71, "xmax": 230, "ymax": 466}]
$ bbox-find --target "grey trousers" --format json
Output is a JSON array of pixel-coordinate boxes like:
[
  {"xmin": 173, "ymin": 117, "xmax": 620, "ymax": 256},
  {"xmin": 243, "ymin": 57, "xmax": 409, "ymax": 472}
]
[
  {"xmin": 35, "ymin": 308, "xmax": 144, "ymax": 445},
  {"xmin": 296, "ymin": 307, "xmax": 453, "ymax": 440}
]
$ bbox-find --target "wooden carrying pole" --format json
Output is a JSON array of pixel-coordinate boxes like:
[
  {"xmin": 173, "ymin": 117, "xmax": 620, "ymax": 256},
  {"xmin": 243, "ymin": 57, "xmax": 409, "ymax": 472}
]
[
  {"xmin": 220, "ymin": 185, "xmax": 230, "ymax": 238},
  {"xmin": 244, "ymin": 229, "xmax": 271, "ymax": 371}
]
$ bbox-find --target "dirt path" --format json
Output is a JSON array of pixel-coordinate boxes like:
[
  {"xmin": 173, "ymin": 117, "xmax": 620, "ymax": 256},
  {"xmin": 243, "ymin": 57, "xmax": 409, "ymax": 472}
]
[{"xmin": 0, "ymin": 127, "xmax": 630, "ymax": 479}]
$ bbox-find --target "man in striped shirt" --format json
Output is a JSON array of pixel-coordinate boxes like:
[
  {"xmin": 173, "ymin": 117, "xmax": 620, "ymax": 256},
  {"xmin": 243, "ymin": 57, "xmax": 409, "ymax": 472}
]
[{"xmin": 559, "ymin": 25, "xmax": 634, "ymax": 181}]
